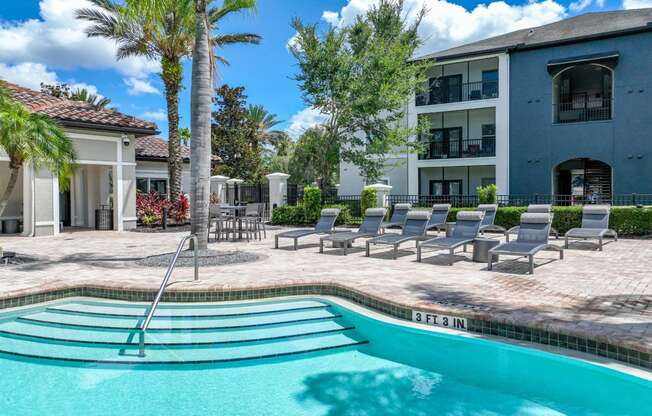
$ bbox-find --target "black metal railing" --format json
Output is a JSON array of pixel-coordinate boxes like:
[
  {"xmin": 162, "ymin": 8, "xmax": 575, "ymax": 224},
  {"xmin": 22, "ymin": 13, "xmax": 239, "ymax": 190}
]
[
  {"xmin": 418, "ymin": 138, "xmax": 495, "ymax": 160},
  {"xmin": 554, "ymin": 97, "xmax": 612, "ymax": 123},
  {"xmin": 416, "ymin": 80, "xmax": 498, "ymax": 106},
  {"xmin": 387, "ymin": 194, "xmax": 652, "ymax": 208},
  {"xmin": 323, "ymin": 194, "xmax": 363, "ymax": 223}
]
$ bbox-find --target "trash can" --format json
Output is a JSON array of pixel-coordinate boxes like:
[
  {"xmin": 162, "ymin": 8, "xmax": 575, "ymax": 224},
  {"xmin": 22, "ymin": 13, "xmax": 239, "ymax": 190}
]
[
  {"xmin": 472, "ymin": 238, "xmax": 500, "ymax": 263},
  {"xmin": 95, "ymin": 206, "xmax": 114, "ymax": 230},
  {"xmin": 3, "ymin": 219, "xmax": 19, "ymax": 234}
]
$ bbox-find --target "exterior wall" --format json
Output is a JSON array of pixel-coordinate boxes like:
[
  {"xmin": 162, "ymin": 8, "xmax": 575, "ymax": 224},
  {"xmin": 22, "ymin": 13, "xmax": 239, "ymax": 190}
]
[
  {"xmin": 509, "ymin": 31, "xmax": 652, "ymax": 195},
  {"xmin": 339, "ymin": 156, "xmax": 409, "ymax": 195},
  {"xmin": 33, "ymin": 167, "xmax": 56, "ymax": 236},
  {"xmin": 122, "ymin": 165, "xmax": 137, "ymax": 230},
  {"xmin": 419, "ymin": 165, "xmax": 495, "ymax": 196},
  {"xmin": 135, "ymin": 160, "xmax": 192, "ymax": 195}
]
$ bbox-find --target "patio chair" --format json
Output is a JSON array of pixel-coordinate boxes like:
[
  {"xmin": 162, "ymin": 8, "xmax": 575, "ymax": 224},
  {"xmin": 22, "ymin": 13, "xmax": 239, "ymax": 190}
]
[
  {"xmin": 417, "ymin": 211, "xmax": 484, "ymax": 265},
  {"xmin": 426, "ymin": 204, "xmax": 451, "ymax": 233},
  {"xmin": 366, "ymin": 210, "xmax": 430, "ymax": 260},
  {"xmin": 506, "ymin": 204, "xmax": 559, "ymax": 242},
  {"xmin": 242, "ymin": 203, "xmax": 266, "ymax": 240},
  {"xmin": 319, "ymin": 208, "xmax": 387, "ymax": 255},
  {"xmin": 274, "ymin": 208, "xmax": 341, "ymax": 250},
  {"xmin": 489, "ymin": 213, "xmax": 564, "ymax": 274},
  {"xmin": 478, "ymin": 204, "xmax": 507, "ymax": 237},
  {"xmin": 564, "ymin": 205, "xmax": 618, "ymax": 251},
  {"xmin": 380, "ymin": 203, "xmax": 411, "ymax": 232},
  {"xmin": 210, "ymin": 205, "xmax": 233, "ymax": 241}
]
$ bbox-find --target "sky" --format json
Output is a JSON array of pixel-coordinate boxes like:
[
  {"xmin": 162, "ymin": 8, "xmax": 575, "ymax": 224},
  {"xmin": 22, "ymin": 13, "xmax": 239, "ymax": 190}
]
[{"xmin": 0, "ymin": 0, "xmax": 649, "ymax": 140}]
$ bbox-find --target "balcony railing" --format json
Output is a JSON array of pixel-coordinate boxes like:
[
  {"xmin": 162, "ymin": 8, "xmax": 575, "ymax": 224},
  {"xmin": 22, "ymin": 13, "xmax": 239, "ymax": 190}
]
[
  {"xmin": 418, "ymin": 138, "xmax": 496, "ymax": 160},
  {"xmin": 416, "ymin": 80, "xmax": 498, "ymax": 106},
  {"xmin": 554, "ymin": 97, "xmax": 612, "ymax": 123}
]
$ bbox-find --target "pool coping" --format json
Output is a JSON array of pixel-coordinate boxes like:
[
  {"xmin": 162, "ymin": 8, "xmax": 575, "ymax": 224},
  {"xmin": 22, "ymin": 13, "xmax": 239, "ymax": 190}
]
[{"xmin": 0, "ymin": 282, "xmax": 650, "ymax": 372}]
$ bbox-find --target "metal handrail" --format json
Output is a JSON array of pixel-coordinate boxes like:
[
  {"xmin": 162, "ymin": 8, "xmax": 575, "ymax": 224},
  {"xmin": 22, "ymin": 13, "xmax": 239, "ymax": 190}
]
[{"xmin": 138, "ymin": 234, "xmax": 199, "ymax": 357}]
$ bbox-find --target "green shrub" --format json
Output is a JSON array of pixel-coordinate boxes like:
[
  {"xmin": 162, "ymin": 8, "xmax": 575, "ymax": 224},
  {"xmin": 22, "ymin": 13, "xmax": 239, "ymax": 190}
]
[
  {"xmin": 303, "ymin": 186, "xmax": 322, "ymax": 223},
  {"xmin": 271, "ymin": 205, "xmax": 306, "ymax": 225},
  {"xmin": 360, "ymin": 187, "xmax": 377, "ymax": 215},
  {"xmin": 476, "ymin": 184, "xmax": 497, "ymax": 204},
  {"xmin": 324, "ymin": 203, "xmax": 352, "ymax": 225},
  {"xmin": 550, "ymin": 206, "xmax": 583, "ymax": 234},
  {"xmin": 609, "ymin": 206, "xmax": 652, "ymax": 236}
]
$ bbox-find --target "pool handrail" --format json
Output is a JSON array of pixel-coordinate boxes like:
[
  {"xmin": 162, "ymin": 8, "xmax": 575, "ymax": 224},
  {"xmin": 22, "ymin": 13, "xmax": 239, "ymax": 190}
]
[{"xmin": 138, "ymin": 234, "xmax": 199, "ymax": 357}]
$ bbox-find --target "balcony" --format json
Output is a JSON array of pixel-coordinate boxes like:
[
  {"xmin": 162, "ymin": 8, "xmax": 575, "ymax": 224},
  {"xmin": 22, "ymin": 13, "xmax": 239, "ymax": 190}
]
[
  {"xmin": 418, "ymin": 138, "xmax": 496, "ymax": 160},
  {"xmin": 416, "ymin": 80, "xmax": 498, "ymax": 107},
  {"xmin": 554, "ymin": 96, "xmax": 612, "ymax": 124}
]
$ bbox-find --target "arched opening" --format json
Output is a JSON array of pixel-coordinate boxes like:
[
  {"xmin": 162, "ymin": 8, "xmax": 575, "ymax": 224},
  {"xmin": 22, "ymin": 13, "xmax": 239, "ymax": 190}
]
[
  {"xmin": 553, "ymin": 158, "xmax": 612, "ymax": 203},
  {"xmin": 552, "ymin": 64, "xmax": 612, "ymax": 123}
]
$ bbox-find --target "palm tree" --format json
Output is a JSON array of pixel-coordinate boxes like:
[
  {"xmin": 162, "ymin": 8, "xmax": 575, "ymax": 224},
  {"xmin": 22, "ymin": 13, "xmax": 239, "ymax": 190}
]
[
  {"xmin": 247, "ymin": 104, "xmax": 282, "ymax": 141},
  {"xmin": 190, "ymin": 0, "xmax": 212, "ymax": 249},
  {"xmin": 76, "ymin": 0, "xmax": 260, "ymax": 203},
  {"xmin": 0, "ymin": 86, "xmax": 76, "ymax": 216},
  {"xmin": 70, "ymin": 88, "xmax": 112, "ymax": 108}
]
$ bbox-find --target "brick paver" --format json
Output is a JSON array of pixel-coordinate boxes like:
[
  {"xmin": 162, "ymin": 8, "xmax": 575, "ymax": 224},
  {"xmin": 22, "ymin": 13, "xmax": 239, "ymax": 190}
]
[{"xmin": 1, "ymin": 228, "xmax": 650, "ymax": 354}]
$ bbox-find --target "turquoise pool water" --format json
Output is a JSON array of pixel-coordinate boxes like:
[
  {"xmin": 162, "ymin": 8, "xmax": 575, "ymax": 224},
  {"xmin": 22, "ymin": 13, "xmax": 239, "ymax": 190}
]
[{"xmin": 0, "ymin": 298, "xmax": 649, "ymax": 415}]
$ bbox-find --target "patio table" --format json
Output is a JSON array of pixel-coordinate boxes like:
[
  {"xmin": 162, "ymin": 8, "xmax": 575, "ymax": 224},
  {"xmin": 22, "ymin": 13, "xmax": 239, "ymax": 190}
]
[{"xmin": 220, "ymin": 205, "xmax": 247, "ymax": 240}]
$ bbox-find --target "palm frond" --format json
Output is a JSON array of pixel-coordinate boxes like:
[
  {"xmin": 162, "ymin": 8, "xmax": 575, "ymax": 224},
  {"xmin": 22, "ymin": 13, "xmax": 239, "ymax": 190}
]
[
  {"xmin": 212, "ymin": 33, "xmax": 261, "ymax": 47},
  {"xmin": 208, "ymin": 0, "xmax": 257, "ymax": 24}
]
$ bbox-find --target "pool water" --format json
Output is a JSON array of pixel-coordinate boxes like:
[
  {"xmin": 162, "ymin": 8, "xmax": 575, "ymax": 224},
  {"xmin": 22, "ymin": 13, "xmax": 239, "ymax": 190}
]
[{"xmin": 0, "ymin": 297, "xmax": 649, "ymax": 415}]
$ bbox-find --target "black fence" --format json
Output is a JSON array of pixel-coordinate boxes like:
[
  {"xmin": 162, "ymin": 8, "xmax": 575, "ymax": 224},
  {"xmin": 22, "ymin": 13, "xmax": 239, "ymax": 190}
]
[
  {"xmin": 323, "ymin": 194, "xmax": 363, "ymax": 224},
  {"xmin": 234, "ymin": 183, "xmax": 270, "ymax": 221},
  {"xmin": 387, "ymin": 194, "xmax": 652, "ymax": 208},
  {"xmin": 416, "ymin": 80, "xmax": 498, "ymax": 106}
]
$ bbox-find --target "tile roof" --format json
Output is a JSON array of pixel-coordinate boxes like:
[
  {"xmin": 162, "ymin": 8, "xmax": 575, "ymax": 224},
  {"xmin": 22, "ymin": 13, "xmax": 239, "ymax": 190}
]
[
  {"xmin": 1, "ymin": 81, "xmax": 157, "ymax": 135},
  {"xmin": 414, "ymin": 8, "xmax": 652, "ymax": 61},
  {"xmin": 135, "ymin": 135, "xmax": 220, "ymax": 162}
]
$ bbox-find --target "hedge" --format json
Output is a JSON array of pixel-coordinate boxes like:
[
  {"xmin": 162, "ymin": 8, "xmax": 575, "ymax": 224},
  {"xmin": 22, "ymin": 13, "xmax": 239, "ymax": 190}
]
[
  {"xmin": 271, "ymin": 203, "xmax": 351, "ymax": 226},
  {"xmin": 273, "ymin": 204, "xmax": 652, "ymax": 236},
  {"xmin": 360, "ymin": 187, "xmax": 377, "ymax": 215}
]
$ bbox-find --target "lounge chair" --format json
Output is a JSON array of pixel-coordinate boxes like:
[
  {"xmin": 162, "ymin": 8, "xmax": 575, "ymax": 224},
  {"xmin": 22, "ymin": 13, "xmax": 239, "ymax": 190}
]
[
  {"xmin": 417, "ymin": 211, "xmax": 484, "ymax": 265},
  {"xmin": 319, "ymin": 208, "xmax": 387, "ymax": 255},
  {"xmin": 426, "ymin": 204, "xmax": 451, "ymax": 233},
  {"xmin": 564, "ymin": 205, "xmax": 618, "ymax": 251},
  {"xmin": 366, "ymin": 211, "xmax": 430, "ymax": 259},
  {"xmin": 506, "ymin": 204, "xmax": 559, "ymax": 242},
  {"xmin": 478, "ymin": 204, "xmax": 507, "ymax": 237},
  {"xmin": 489, "ymin": 213, "xmax": 564, "ymax": 274},
  {"xmin": 274, "ymin": 208, "xmax": 340, "ymax": 250},
  {"xmin": 381, "ymin": 203, "xmax": 411, "ymax": 231}
]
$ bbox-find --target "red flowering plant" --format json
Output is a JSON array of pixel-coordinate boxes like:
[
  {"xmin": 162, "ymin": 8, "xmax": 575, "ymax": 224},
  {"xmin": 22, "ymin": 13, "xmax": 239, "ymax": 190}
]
[
  {"xmin": 168, "ymin": 193, "xmax": 190, "ymax": 224},
  {"xmin": 136, "ymin": 191, "xmax": 167, "ymax": 225}
]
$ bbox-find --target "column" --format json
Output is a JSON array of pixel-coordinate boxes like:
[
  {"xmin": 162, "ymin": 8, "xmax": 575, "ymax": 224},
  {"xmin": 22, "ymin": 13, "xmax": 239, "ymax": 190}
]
[
  {"xmin": 366, "ymin": 183, "xmax": 392, "ymax": 210},
  {"xmin": 266, "ymin": 172, "xmax": 290, "ymax": 216},
  {"xmin": 495, "ymin": 52, "xmax": 510, "ymax": 195},
  {"xmin": 226, "ymin": 178, "xmax": 244, "ymax": 203}
]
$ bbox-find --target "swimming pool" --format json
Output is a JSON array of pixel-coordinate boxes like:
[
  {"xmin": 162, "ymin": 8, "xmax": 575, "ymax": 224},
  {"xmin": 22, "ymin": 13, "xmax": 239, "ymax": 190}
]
[{"xmin": 0, "ymin": 297, "xmax": 649, "ymax": 415}]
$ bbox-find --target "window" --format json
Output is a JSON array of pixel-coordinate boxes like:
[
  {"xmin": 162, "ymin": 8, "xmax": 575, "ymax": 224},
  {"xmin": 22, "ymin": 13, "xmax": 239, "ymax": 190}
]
[
  {"xmin": 150, "ymin": 179, "xmax": 167, "ymax": 195},
  {"xmin": 482, "ymin": 70, "xmax": 498, "ymax": 98},
  {"xmin": 430, "ymin": 75, "xmax": 462, "ymax": 104},
  {"xmin": 136, "ymin": 178, "xmax": 148, "ymax": 193},
  {"xmin": 429, "ymin": 180, "xmax": 462, "ymax": 196},
  {"xmin": 136, "ymin": 177, "xmax": 168, "ymax": 195},
  {"xmin": 365, "ymin": 178, "xmax": 390, "ymax": 186}
]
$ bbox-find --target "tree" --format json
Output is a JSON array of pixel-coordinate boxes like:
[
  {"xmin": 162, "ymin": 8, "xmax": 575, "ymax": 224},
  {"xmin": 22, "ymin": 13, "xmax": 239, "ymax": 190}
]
[
  {"xmin": 179, "ymin": 127, "xmax": 191, "ymax": 146},
  {"xmin": 76, "ymin": 0, "xmax": 260, "ymax": 202},
  {"xmin": 211, "ymin": 85, "xmax": 262, "ymax": 182},
  {"xmin": 289, "ymin": 126, "xmax": 339, "ymax": 189},
  {"xmin": 0, "ymin": 85, "xmax": 76, "ymax": 216},
  {"xmin": 247, "ymin": 104, "xmax": 282, "ymax": 142},
  {"xmin": 190, "ymin": 0, "xmax": 212, "ymax": 249},
  {"xmin": 266, "ymin": 130, "xmax": 292, "ymax": 157},
  {"xmin": 290, "ymin": 0, "xmax": 427, "ymax": 182},
  {"xmin": 40, "ymin": 83, "xmax": 112, "ymax": 108}
]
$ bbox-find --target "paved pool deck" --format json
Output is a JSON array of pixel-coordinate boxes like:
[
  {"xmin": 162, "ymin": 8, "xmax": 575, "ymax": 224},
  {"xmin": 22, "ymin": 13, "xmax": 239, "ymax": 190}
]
[{"xmin": 0, "ymin": 227, "xmax": 650, "ymax": 365}]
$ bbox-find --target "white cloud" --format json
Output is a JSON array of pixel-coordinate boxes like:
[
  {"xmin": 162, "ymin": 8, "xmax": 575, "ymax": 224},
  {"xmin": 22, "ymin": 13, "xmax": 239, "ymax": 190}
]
[
  {"xmin": 140, "ymin": 109, "xmax": 166, "ymax": 122},
  {"xmin": 124, "ymin": 77, "xmax": 160, "ymax": 96},
  {"xmin": 321, "ymin": 11, "xmax": 340, "ymax": 26},
  {"xmin": 623, "ymin": 0, "xmax": 652, "ymax": 8},
  {"xmin": 317, "ymin": 0, "xmax": 568, "ymax": 57},
  {"xmin": 286, "ymin": 107, "xmax": 327, "ymax": 139},
  {"xmin": 0, "ymin": 62, "xmax": 101, "ymax": 97},
  {"xmin": 569, "ymin": 0, "xmax": 606, "ymax": 11},
  {"xmin": 0, "ymin": 0, "xmax": 159, "ymax": 78}
]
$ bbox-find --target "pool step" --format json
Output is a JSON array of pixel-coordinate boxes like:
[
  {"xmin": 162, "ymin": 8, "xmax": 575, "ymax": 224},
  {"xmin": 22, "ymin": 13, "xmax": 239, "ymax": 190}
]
[
  {"xmin": 0, "ymin": 332, "xmax": 367, "ymax": 364},
  {"xmin": 0, "ymin": 299, "xmax": 368, "ymax": 365},
  {"xmin": 18, "ymin": 308, "xmax": 340, "ymax": 330},
  {"xmin": 0, "ymin": 320, "xmax": 353, "ymax": 346},
  {"xmin": 46, "ymin": 299, "xmax": 329, "ymax": 318}
]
